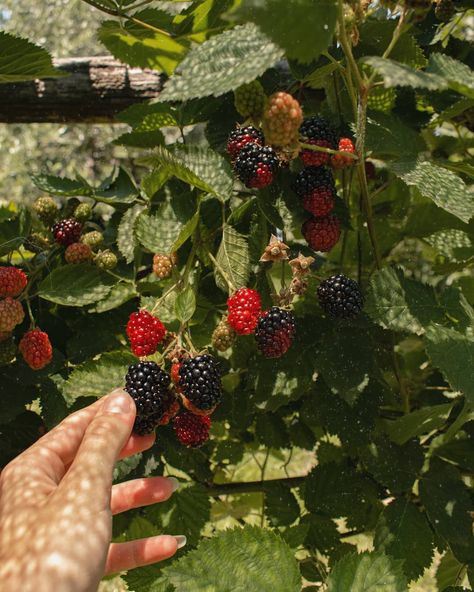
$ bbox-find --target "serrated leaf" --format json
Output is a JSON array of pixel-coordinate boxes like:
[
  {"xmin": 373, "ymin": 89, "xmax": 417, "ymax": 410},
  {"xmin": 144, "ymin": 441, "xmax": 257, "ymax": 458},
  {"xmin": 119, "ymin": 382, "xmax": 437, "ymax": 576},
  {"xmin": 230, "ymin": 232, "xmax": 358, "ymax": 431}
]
[
  {"xmin": 419, "ymin": 457, "xmax": 474, "ymax": 563},
  {"xmin": 265, "ymin": 484, "xmax": 299, "ymax": 526},
  {"xmin": 98, "ymin": 10, "xmax": 189, "ymax": 75},
  {"xmin": 31, "ymin": 174, "xmax": 92, "ymax": 197},
  {"xmin": 136, "ymin": 204, "xmax": 182, "ymax": 253},
  {"xmin": 362, "ymin": 56, "xmax": 446, "ymax": 90},
  {"xmin": 427, "ymin": 53, "xmax": 474, "ymax": 99},
  {"xmin": 175, "ymin": 287, "xmax": 196, "ymax": 323},
  {"xmin": 163, "ymin": 525, "xmax": 301, "ymax": 592},
  {"xmin": 0, "ymin": 31, "xmax": 65, "ymax": 83},
  {"xmin": 304, "ymin": 62, "xmax": 340, "ymax": 88},
  {"xmin": 63, "ymin": 351, "xmax": 136, "ymax": 404},
  {"xmin": 425, "ymin": 325, "xmax": 474, "ymax": 404},
  {"xmin": 159, "ymin": 24, "xmax": 283, "ymax": 101},
  {"xmin": 365, "ymin": 113, "xmax": 424, "ymax": 158},
  {"xmin": 255, "ymin": 414, "xmax": 289, "ymax": 449},
  {"xmin": 149, "ymin": 145, "xmax": 233, "ymax": 201},
  {"xmin": 214, "ymin": 226, "xmax": 250, "ymax": 294},
  {"xmin": 91, "ymin": 283, "xmax": 137, "ymax": 313},
  {"xmin": 327, "ymin": 551, "xmax": 408, "ymax": 592},
  {"xmin": 235, "ymin": 0, "xmax": 337, "ymax": 64},
  {"xmin": 425, "ymin": 229, "xmax": 474, "ymax": 262},
  {"xmin": 383, "ymin": 403, "xmax": 454, "ymax": 445},
  {"xmin": 113, "ymin": 130, "xmax": 165, "ymax": 148},
  {"xmin": 39, "ymin": 264, "xmax": 115, "ymax": 306},
  {"xmin": 117, "ymin": 204, "xmax": 145, "ymax": 263},
  {"xmin": 390, "ymin": 160, "xmax": 474, "ymax": 223},
  {"xmin": 94, "ymin": 166, "xmax": 139, "ymax": 205},
  {"xmin": 172, "ymin": 211, "xmax": 199, "ymax": 251},
  {"xmin": 436, "ymin": 551, "xmax": 467, "ymax": 591}
]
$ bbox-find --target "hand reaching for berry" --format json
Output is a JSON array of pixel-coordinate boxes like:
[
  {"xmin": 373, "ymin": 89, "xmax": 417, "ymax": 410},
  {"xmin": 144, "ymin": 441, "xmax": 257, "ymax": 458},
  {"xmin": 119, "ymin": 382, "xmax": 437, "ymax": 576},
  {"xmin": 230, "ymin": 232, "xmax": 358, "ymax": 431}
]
[{"xmin": 0, "ymin": 389, "xmax": 185, "ymax": 592}]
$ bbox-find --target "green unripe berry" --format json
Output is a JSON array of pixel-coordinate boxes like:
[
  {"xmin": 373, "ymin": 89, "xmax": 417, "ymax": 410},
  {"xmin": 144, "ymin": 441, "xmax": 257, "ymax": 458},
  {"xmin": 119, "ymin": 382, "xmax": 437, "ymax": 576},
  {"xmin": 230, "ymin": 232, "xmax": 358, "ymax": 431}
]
[
  {"xmin": 95, "ymin": 250, "xmax": 118, "ymax": 270},
  {"xmin": 81, "ymin": 231, "xmax": 104, "ymax": 251},
  {"xmin": 234, "ymin": 81, "xmax": 266, "ymax": 119},
  {"xmin": 367, "ymin": 86, "xmax": 397, "ymax": 112},
  {"xmin": 74, "ymin": 203, "xmax": 93, "ymax": 223},
  {"xmin": 33, "ymin": 196, "xmax": 58, "ymax": 227}
]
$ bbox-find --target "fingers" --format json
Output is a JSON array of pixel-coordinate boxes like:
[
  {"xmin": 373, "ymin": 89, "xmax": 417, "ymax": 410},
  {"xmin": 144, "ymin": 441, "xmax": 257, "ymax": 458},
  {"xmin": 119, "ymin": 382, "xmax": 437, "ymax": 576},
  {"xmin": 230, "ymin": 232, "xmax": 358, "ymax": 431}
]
[
  {"xmin": 57, "ymin": 389, "xmax": 136, "ymax": 512},
  {"xmin": 118, "ymin": 432, "xmax": 156, "ymax": 460},
  {"xmin": 105, "ymin": 535, "xmax": 185, "ymax": 575},
  {"xmin": 111, "ymin": 477, "xmax": 179, "ymax": 515}
]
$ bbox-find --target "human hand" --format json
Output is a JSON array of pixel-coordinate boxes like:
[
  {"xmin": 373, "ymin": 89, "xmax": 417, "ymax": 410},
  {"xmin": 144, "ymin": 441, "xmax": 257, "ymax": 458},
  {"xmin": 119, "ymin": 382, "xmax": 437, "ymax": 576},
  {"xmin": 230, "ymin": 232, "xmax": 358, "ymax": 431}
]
[{"xmin": 0, "ymin": 389, "xmax": 185, "ymax": 592}]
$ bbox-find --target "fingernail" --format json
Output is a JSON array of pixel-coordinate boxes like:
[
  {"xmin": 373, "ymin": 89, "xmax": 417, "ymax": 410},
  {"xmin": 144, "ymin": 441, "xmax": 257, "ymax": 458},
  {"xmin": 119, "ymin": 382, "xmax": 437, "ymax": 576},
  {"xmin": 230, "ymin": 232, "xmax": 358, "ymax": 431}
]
[
  {"xmin": 103, "ymin": 390, "xmax": 133, "ymax": 414},
  {"xmin": 174, "ymin": 535, "xmax": 187, "ymax": 549},
  {"xmin": 168, "ymin": 477, "xmax": 181, "ymax": 492}
]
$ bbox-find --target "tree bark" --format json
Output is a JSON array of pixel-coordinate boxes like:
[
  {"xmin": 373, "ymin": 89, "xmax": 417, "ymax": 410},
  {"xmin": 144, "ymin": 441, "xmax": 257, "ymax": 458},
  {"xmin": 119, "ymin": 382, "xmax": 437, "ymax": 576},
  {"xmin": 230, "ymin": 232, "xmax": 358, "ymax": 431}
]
[{"xmin": 0, "ymin": 57, "xmax": 165, "ymax": 124}]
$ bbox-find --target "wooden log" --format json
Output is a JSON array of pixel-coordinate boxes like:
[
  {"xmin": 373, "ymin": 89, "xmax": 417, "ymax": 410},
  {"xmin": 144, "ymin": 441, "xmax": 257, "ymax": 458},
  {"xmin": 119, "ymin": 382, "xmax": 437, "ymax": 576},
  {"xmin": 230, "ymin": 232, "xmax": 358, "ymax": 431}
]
[{"xmin": 0, "ymin": 57, "xmax": 165, "ymax": 124}]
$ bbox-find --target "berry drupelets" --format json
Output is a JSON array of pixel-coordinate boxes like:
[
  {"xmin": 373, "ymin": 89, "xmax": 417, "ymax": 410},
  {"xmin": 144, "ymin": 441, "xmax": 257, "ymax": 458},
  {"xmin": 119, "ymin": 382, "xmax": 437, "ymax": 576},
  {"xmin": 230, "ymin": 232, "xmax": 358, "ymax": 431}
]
[
  {"xmin": 212, "ymin": 318, "xmax": 236, "ymax": 352},
  {"xmin": 178, "ymin": 354, "xmax": 222, "ymax": 414},
  {"xmin": 227, "ymin": 127, "xmax": 264, "ymax": 160},
  {"xmin": 0, "ymin": 267, "xmax": 27, "ymax": 297},
  {"xmin": 294, "ymin": 167, "xmax": 336, "ymax": 217},
  {"xmin": 234, "ymin": 143, "xmax": 279, "ymax": 189},
  {"xmin": 19, "ymin": 329, "xmax": 53, "ymax": 370},
  {"xmin": 262, "ymin": 92, "xmax": 303, "ymax": 147},
  {"xmin": 299, "ymin": 116, "xmax": 338, "ymax": 167},
  {"xmin": 125, "ymin": 361, "xmax": 173, "ymax": 435},
  {"xmin": 126, "ymin": 310, "xmax": 166, "ymax": 357},
  {"xmin": 0, "ymin": 298, "xmax": 25, "ymax": 332},
  {"xmin": 153, "ymin": 253, "xmax": 177, "ymax": 279},
  {"xmin": 174, "ymin": 412, "xmax": 211, "ymax": 448},
  {"xmin": 317, "ymin": 274, "xmax": 363, "ymax": 319},
  {"xmin": 255, "ymin": 307, "xmax": 296, "ymax": 358},
  {"xmin": 227, "ymin": 287, "xmax": 262, "ymax": 335},
  {"xmin": 302, "ymin": 215, "xmax": 341, "ymax": 252},
  {"xmin": 234, "ymin": 81, "xmax": 266, "ymax": 119},
  {"xmin": 331, "ymin": 138, "xmax": 356, "ymax": 169},
  {"xmin": 65, "ymin": 242, "xmax": 93, "ymax": 264},
  {"xmin": 52, "ymin": 218, "xmax": 82, "ymax": 246}
]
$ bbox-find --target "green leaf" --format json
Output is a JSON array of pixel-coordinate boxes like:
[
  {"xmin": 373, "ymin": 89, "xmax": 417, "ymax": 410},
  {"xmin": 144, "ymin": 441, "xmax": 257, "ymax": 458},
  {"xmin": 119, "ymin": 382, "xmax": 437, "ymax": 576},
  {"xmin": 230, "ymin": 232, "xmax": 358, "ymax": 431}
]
[
  {"xmin": 365, "ymin": 113, "xmax": 424, "ymax": 159},
  {"xmin": 327, "ymin": 551, "xmax": 407, "ymax": 592},
  {"xmin": 63, "ymin": 351, "xmax": 136, "ymax": 404},
  {"xmin": 304, "ymin": 62, "xmax": 340, "ymax": 88},
  {"xmin": 436, "ymin": 551, "xmax": 467, "ymax": 591},
  {"xmin": 426, "ymin": 53, "xmax": 474, "ymax": 99},
  {"xmin": 163, "ymin": 525, "xmax": 301, "ymax": 592},
  {"xmin": 159, "ymin": 24, "xmax": 284, "ymax": 101},
  {"xmin": 136, "ymin": 204, "xmax": 182, "ymax": 253},
  {"xmin": 38, "ymin": 264, "xmax": 115, "ymax": 306},
  {"xmin": 383, "ymin": 403, "xmax": 454, "ymax": 445},
  {"xmin": 255, "ymin": 413, "xmax": 289, "ymax": 449},
  {"xmin": 419, "ymin": 457, "xmax": 474, "ymax": 563},
  {"xmin": 117, "ymin": 204, "xmax": 145, "ymax": 263},
  {"xmin": 235, "ymin": 0, "xmax": 337, "ymax": 64},
  {"xmin": 0, "ymin": 31, "xmax": 65, "ymax": 83},
  {"xmin": 175, "ymin": 287, "xmax": 196, "ymax": 323},
  {"xmin": 172, "ymin": 211, "xmax": 199, "ymax": 251},
  {"xmin": 362, "ymin": 56, "xmax": 446, "ymax": 90},
  {"xmin": 98, "ymin": 10, "xmax": 189, "ymax": 75},
  {"xmin": 31, "ymin": 174, "xmax": 92, "ymax": 197},
  {"xmin": 91, "ymin": 283, "xmax": 137, "ymax": 313},
  {"xmin": 374, "ymin": 499, "xmax": 434, "ymax": 582},
  {"xmin": 390, "ymin": 160, "xmax": 474, "ymax": 224},
  {"xmin": 425, "ymin": 325, "xmax": 474, "ymax": 404},
  {"xmin": 265, "ymin": 484, "xmax": 300, "ymax": 527},
  {"xmin": 93, "ymin": 167, "xmax": 139, "ymax": 205},
  {"xmin": 425, "ymin": 229, "xmax": 474, "ymax": 262},
  {"xmin": 214, "ymin": 226, "xmax": 250, "ymax": 294},
  {"xmin": 149, "ymin": 145, "xmax": 233, "ymax": 201}
]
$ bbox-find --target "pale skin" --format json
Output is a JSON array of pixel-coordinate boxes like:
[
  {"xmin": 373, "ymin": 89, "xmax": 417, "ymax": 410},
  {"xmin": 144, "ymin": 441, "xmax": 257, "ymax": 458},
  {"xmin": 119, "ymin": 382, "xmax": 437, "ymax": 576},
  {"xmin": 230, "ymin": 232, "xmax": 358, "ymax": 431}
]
[{"xmin": 0, "ymin": 388, "xmax": 185, "ymax": 592}]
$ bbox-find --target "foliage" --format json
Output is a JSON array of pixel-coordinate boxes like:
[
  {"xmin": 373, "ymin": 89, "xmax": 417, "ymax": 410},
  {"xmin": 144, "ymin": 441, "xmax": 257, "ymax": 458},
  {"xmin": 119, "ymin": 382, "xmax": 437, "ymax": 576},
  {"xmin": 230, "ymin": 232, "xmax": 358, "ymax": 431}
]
[{"xmin": 1, "ymin": 0, "xmax": 473, "ymax": 590}]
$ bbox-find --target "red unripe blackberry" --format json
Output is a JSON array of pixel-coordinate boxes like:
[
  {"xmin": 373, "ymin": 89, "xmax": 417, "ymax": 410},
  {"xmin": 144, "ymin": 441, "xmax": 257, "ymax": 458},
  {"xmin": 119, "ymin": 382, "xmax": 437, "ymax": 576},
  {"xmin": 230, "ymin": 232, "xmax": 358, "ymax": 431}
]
[
  {"xmin": 227, "ymin": 308, "xmax": 259, "ymax": 335},
  {"xmin": 159, "ymin": 399, "xmax": 180, "ymax": 426},
  {"xmin": 52, "ymin": 218, "xmax": 82, "ymax": 246},
  {"xmin": 234, "ymin": 143, "xmax": 279, "ymax": 189},
  {"xmin": 317, "ymin": 274, "xmax": 363, "ymax": 319},
  {"xmin": 0, "ymin": 267, "xmax": 27, "ymax": 297},
  {"xmin": 227, "ymin": 127, "xmax": 264, "ymax": 160},
  {"xmin": 294, "ymin": 167, "xmax": 336, "ymax": 217},
  {"xmin": 0, "ymin": 297, "xmax": 25, "ymax": 332},
  {"xmin": 302, "ymin": 215, "xmax": 341, "ymax": 252},
  {"xmin": 65, "ymin": 242, "xmax": 93, "ymax": 264},
  {"xmin": 174, "ymin": 412, "xmax": 211, "ymax": 448},
  {"xmin": 19, "ymin": 329, "xmax": 53, "ymax": 370},
  {"xmin": 262, "ymin": 92, "xmax": 303, "ymax": 147},
  {"xmin": 125, "ymin": 361, "xmax": 173, "ymax": 435},
  {"xmin": 126, "ymin": 310, "xmax": 166, "ymax": 357},
  {"xmin": 255, "ymin": 307, "xmax": 296, "ymax": 358},
  {"xmin": 299, "ymin": 116, "xmax": 338, "ymax": 166},
  {"xmin": 178, "ymin": 354, "xmax": 222, "ymax": 412},
  {"xmin": 331, "ymin": 138, "xmax": 356, "ymax": 169},
  {"xmin": 227, "ymin": 287, "xmax": 261, "ymax": 313}
]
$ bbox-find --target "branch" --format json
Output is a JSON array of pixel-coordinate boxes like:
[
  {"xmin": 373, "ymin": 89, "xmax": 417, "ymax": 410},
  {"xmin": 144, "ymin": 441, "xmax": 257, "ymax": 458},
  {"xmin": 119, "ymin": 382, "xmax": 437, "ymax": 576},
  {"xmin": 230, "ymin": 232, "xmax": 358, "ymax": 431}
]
[{"xmin": 205, "ymin": 476, "xmax": 305, "ymax": 496}]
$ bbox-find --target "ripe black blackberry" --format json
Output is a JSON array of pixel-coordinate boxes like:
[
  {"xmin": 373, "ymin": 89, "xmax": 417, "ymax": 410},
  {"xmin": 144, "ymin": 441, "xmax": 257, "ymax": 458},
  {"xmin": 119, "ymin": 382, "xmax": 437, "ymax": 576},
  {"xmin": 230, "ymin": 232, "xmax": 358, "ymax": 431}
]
[
  {"xmin": 178, "ymin": 354, "xmax": 222, "ymax": 412},
  {"xmin": 299, "ymin": 116, "xmax": 338, "ymax": 166},
  {"xmin": 234, "ymin": 143, "xmax": 279, "ymax": 189},
  {"xmin": 227, "ymin": 127, "xmax": 264, "ymax": 160},
  {"xmin": 125, "ymin": 361, "xmax": 172, "ymax": 435},
  {"xmin": 294, "ymin": 167, "xmax": 336, "ymax": 217},
  {"xmin": 52, "ymin": 218, "xmax": 82, "ymax": 246},
  {"xmin": 255, "ymin": 307, "xmax": 296, "ymax": 358},
  {"xmin": 317, "ymin": 274, "xmax": 363, "ymax": 319},
  {"xmin": 435, "ymin": 0, "xmax": 455, "ymax": 20}
]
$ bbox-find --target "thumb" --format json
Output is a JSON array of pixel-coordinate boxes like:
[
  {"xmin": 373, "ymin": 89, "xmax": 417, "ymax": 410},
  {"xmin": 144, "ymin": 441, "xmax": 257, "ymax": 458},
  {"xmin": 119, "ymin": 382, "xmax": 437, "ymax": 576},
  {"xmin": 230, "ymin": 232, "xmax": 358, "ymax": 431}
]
[{"xmin": 58, "ymin": 389, "xmax": 136, "ymax": 511}]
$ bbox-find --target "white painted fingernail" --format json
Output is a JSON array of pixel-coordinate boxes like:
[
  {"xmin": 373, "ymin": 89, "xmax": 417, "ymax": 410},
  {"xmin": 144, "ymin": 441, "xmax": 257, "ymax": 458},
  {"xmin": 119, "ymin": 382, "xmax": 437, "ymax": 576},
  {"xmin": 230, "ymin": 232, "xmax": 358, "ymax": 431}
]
[
  {"xmin": 175, "ymin": 535, "xmax": 187, "ymax": 549},
  {"xmin": 168, "ymin": 477, "xmax": 181, "ymax": 492}
]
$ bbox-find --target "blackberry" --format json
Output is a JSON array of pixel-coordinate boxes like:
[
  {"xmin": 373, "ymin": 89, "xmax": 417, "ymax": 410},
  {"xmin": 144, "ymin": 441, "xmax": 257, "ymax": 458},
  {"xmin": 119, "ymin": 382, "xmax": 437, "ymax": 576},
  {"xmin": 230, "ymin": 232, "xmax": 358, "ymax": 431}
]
[
  {"xmin": 255, "ymin": 307, "xmax": 296, "ymax": 358},
  {"xmin": 125, "ymin": 361, "xmax": 173, "ymax": 435},
  {"xmin": 52, "ymin": 218, "xmax": 82, "ymax": 246},
  {"xmin": 331, "ymin": 138, "xmax": 356, "ymax": 169},
  {"xmin": 317, "ymin": 274, "xmax": 363, "ymax": 319},
  {"xmin": 294, "ymin": 167, "xmax": 336, "ymax": 217},
  {"xmin": 234, "ymin": 143, "xmax": 279, "ymax": 189},
  {"xmin": 81, "ymin": 231, "xmax": 104, "ymax": 251},
  {"xmin": 174, "ymin": 412, "xmax": 211, "ymax": 448},
  {"xmin": 227, "ymin": 126, "xmax": 264, "ymax": 160},
  {"xmin": 299, "ymin": 116, "xmax": 338, "ymax": 166},
  {"xmin": 435, "ymin": 0, "xmax": 455, "ymax": 20},
  {"xmin": 234, "ymin": 81, "xmax": 266, "ymax": 119},
  {"xmin": 95, "ymin": 250, "xmax": 118, "ymax": 270},
  {"xmin": 178, "ymin": 354, "xmax": 222, "ymax": 412},
  {"xmin": 212, "ymin": 318, "xmax": 236, "ymax": 352},
  {"xmin": 33, "ymin": 196, "xmax": 58, "ymax": 226},
  {"xmin": 73, "ymin": 203, "xmax": 93, "ymax": 223},
  {"xmin": 302, "ymin": 215, "xmax": 341, "ymax": 252},
  {"xmin": 65, "ymin": 242, "xmax": 92, "ymax": 264},
  {"xmin": 262, "ymin": 92, "xmax": 303, "ymax": 147}
]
